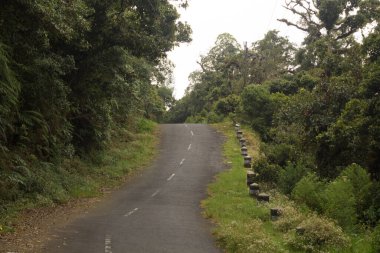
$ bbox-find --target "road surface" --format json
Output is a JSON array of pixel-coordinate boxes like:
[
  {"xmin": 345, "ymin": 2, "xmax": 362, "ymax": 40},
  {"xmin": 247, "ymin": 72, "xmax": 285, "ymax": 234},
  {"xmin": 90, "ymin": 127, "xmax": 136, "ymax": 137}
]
[{"xmin": 43, "ymin": 124, "xmax": 225, "ymax": 253}]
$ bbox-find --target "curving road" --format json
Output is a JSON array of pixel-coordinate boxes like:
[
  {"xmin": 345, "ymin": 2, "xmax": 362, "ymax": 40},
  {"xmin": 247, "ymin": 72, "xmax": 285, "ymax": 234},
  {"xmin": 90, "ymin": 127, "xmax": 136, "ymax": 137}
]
[{"xmin": 43, "ymin": 124, "xmax": 224, "ymax": 253}]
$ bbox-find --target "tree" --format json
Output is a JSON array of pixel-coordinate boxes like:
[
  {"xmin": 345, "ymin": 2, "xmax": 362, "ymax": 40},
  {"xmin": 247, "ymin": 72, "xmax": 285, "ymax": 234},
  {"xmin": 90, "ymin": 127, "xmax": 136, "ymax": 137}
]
[{"xmin": 248, "ymin": 30, "xmax": 296, "ymax": 84}]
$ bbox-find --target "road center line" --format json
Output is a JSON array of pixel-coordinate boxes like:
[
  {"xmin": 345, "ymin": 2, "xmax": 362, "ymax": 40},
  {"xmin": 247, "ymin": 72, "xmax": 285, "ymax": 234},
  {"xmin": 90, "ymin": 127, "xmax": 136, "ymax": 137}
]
[
  {"xmin": 151, "ymin": 189, "xmax": 160, "ymax": 197},
  {"xmin": 105, "ymin": 235, "xmax": 112, "ymax": 253},
  {"xmin": 190, "ymin": 130, "xmax": 194, "ymax": 136},
  {"xmin": 124, "ymin": 208, "xmax": 139, "ymax": 217},
  {"xmin": 167, "ymin": 173, "xmax": 175, "ymax": 181},
  {"xmin": 180, "ymin": 158, "xmax": 185, "ymax": 165},
  {"xmin": 185, "ymin": 124, "xmax": 188, "ymax": 128},
  {"xmin": 188, "ymin": 144, "xmax": 192, "ymax": 150}
]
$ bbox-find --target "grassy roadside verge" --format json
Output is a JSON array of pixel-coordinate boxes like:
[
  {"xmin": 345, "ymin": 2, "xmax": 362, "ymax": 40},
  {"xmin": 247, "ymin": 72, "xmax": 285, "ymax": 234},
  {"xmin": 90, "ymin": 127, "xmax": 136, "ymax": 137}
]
[
  {"xmin": 0, "ymin": 118, "xmax": 159, "ymax": 234},
  {"xmin": 202, "ymin": 121, "xmax": 373, "ymax": 253}
]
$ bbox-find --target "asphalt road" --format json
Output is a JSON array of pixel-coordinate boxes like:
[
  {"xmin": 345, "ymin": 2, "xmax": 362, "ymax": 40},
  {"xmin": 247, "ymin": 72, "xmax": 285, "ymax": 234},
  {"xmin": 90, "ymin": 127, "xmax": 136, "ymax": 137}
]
[{"xmin": 44, "ymin": 124, "xmax": 225, "ymax": 253}]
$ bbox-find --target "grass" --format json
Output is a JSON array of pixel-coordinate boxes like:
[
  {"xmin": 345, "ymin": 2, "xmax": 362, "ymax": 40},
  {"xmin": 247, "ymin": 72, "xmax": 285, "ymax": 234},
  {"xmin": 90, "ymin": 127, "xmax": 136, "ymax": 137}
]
[
  {"xmin": 0, "ymin": 118, "xmax": 159, "ymax": 234},
  {"xmin": 202, "ymin": 121, "xmax": 375, "ymax": 253}
]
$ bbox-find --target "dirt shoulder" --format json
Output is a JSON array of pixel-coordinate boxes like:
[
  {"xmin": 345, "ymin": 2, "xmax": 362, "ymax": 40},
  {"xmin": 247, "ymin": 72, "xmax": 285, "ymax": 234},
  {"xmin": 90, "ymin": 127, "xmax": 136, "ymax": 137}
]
[{"xmin": 0, "ymin": 195, "xmax": 104, "ymax": 253}]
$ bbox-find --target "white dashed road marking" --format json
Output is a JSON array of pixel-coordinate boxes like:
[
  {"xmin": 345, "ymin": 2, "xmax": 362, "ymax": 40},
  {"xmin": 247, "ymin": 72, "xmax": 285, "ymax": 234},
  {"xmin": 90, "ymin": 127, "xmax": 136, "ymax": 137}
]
[
  {"xmin": 167, "ymin": 173, "xmax": 175, "ymax": 181},
  {"xmin": 188, "ymin": 144, "xmax": 192, "ymax": 150},
  {"xmin": 190, "ymin": 131, "xmax": 194, "ymax": 136},
  {"xmin": 151, "ymin": 189, "xmax": 160, "ymax": 197},
  {"xmin": 180, "ymin": 159, "xmax": 185, "ymax": 165},
  {"xmin": 105, "ymin": 235, "xmax": 112, "ymax": 253},
  {"xmin": 124, "ymin": 208, "xmax": 139, "ymax": 217}
]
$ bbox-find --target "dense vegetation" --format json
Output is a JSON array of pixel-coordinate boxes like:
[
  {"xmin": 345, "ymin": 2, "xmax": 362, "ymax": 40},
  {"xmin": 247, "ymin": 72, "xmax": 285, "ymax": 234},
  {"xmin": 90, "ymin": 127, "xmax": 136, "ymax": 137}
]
[
  {"xmin": 204, "ymin": 122, "xmax": 373, "ymax": 253},
  {"xmin": 167, "ymin": 0, "xmax": 380, "ymax": 249},
  {"xmin": 0, "ymin": 0, "xmax": 190, "ymax": 231}
]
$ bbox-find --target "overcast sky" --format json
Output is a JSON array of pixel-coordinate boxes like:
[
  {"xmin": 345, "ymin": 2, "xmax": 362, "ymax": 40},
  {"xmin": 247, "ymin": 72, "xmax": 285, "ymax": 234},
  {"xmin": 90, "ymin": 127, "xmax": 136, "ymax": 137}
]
[{"xmin": 167, "ymin": 0, "xmax": 307, "ymax": 99}]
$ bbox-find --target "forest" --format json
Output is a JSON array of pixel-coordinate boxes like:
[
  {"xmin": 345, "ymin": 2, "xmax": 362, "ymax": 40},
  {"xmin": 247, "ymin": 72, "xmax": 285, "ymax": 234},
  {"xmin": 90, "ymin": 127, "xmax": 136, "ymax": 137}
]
[
  {"xmin": 0, "ymin": 0, "xmax": 189, "ymax": 230},
  {"xmin": 1, "ymin": 0, "xmax": 380, "ymax": 251},
  {"xmin": 167, "ymin": 0, "xmax": 380, "ymax": 250}
]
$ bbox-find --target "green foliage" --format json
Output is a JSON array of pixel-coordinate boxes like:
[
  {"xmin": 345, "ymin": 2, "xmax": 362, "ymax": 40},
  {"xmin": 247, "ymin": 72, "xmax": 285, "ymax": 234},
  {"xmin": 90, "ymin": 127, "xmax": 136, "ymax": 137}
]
[
  {"xmin": 167, "ymin": 30, "xmax": 294, "ymax": 125},
  {"xmin": 215, "ymin": 94, "xmax": 241, "ymax": 116},
  {"xmin": 365, "ymin": 181, "xmax": 380, "ymax": 227},
  {"xmin": 266, "ymin": 77, "xmax": 298, "ymax": 95},
  {"xmin": 322, "ymin": 177, "xmax": 357, "ymax": 231},
  {"xmin": 292, "ymin": 173, "xmax": 325, "ymax": 212},
  {"xmin": 205, "ymin": 122, "xmax": 363, "ymax": 253},
  {"xmin": 372, "ymin": 223, "xmax": 380, "ymax": 253},
  {"xmin": 0, "ymin": 0, "xmax": 191, "ymax": 230},
  {"xmin": 0, "ymin": 43, "xmax": 19, "ymax": 151},
  {"xmin": 206, "ymin": 111, "xmax": 224, "ymax": 124},
  {"xmin": 248, "ymin": 30, "xmax": 295, "ymax": 84},
  {"xmin": 0, "ymin": 119, "xmax": 158, "ymax": 232},
  {"xmin": 340, "ymin": 164, "xmax": 373, "ymax": 221},
  {"xmin": 251, "ymin": 157, "xmax": 280, "ymax": 184},
  {"xmin": 286, "ymin": 214, "xmax": 350, "ymax": 253},
  {"xmin": 278, "ymin": 162, "xmax": 311, "ymax": 195},
  {"xmin": 241, "ymin": 85, "xmax": 274, "ymax": 139},
  {"xmin": 263, "ymin": 143, "xmax": 297, "ymax": 167}
]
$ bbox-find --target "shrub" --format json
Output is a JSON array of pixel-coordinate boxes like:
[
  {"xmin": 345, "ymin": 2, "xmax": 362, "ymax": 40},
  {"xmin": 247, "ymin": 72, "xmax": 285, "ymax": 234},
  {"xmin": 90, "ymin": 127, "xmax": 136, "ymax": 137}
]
[
  {"xmin": 217, "ymin": 220, "xmax": 284, "ymax": 253},
  {"xmin": 214, "ymin": 94, "xmax": 241, "ymax": 116},
  {"xmin": 365, "ymin": 181, "xmax": 380, "ymax": 227},
  {"xmin": 322, "ymin": 177, "xmax": 357, "ymax": 231},
  {"xmin": 292, "ymin": 173, "xmax": 325, "ymax": 212},
  {"xmin": 278, "ymin": 162, "xmax": 310, "ymax": 195},
  {"xmin": 287, "ymin": 214, "xmax": 350, "ymax": 253},
  {"xmin": 372, "ymin": 223, "xmax": 380, "ymax": 253},
  {"xmin": 207, "ymin": 111, "xmax": 224, "ymax": 123},
  {"xmin": 185, "ymin": 115, "xmax": 205, "ymax": 123},
  {"xmin": 252, "ymin": 157, "xmax": 280, "ymax": 184},
  {"xmin": 263, "ymin": 143, "xmax": 296, "ymax": 167},
  {"xmin": 274, "ymin": 205, "xmax": 304, "ymax": 232},
  {"xmin": 340, "ymin": 163, "xmax": 372, "ymax": 223},
  {"xmin": 241, "ymin": 85, "xmax": 274, "ymax": 139}
]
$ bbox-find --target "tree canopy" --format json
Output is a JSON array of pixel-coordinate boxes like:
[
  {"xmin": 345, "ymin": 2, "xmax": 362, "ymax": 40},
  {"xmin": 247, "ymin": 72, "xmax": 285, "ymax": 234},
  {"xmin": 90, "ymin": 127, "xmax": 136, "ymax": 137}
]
[{"xmin": 0, "ymin": 0, "xmax": 190, "ymax": 204}]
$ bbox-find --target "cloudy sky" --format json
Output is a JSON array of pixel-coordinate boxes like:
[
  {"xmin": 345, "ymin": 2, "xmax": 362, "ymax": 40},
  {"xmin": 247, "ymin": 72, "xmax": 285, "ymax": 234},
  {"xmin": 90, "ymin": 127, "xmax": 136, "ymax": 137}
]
[{"xmin": 168, "ymin": 0, "xmax": 307, "ymax": 99}]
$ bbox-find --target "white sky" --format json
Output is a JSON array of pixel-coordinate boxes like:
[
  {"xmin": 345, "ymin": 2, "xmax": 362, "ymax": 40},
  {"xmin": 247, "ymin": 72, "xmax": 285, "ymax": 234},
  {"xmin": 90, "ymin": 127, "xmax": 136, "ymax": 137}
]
[{"xmin": 168, "ymin": 0, "xmax": 307, "ymax": 99}]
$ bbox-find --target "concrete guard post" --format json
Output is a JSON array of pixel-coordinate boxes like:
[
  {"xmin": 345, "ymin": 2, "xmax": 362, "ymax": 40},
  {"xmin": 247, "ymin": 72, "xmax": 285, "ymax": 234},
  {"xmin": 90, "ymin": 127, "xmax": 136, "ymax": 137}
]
[
  {"xmin": 249, "ymin": 183, "xmax": 260, "ymax": 197},
  {"xmin": 296, "ymin": 226, "xmax": 305, "ymax": 235},
  {"xmin": 270, "ymin": 208, "xmax": 282, "ymax": 221},
  {"xmin": 239, "ymin": 138, "xmax": 246, "ymax": 147},
  {"xmin": 243, "ymin": 156, "xmax": 252, "ymax": 168},
  {"xmin": 246, "ymin": 170, "xmax": 256, "ymax": 186},
  {"xmin": 241, "ymin": 146, "xmax": 248, "ymax": 156},
  {"xmin": 257, "ymin": 193, "xmax": 270, "ymax": 202}
]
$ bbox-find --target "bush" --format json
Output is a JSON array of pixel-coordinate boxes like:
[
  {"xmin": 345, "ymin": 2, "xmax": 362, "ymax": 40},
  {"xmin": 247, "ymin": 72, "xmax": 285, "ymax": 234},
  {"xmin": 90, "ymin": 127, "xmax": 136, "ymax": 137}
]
[
  {"xmin": 322, "ymin": 177, "xmax": 357, "ymax": 231},
  {"xmin": 206, "ymin": 111, "xmax": 224, "ymax": 123},
  {"xmin": 278, "ymin": 162, "xmax": 310, "ymax": 195},
  {"xmin": 252, "ymin": 157, "xmax": 280, "ymax": 184},
  {"xmin": 136, "ymin": 118, "xmax": 155, "ymax": 133},
  {"xmin": 214, "ymin": 94, "xmax": 241, "ymax": 115},
  {"xmin": 292, "ymin": 173, "xmax": 325, "ymax": 212},
  {"xmin": 287, "ymin": 214, "xmax": 350, "ymax": 253},
  {"xmin": 241, "ymin": 85, "xmax": 274, "ymax": 139},
  {"xmin": 185, "ymin": 115, "xmax": 206, "ymax": 123},
  {"xmin": 372, "ymin": 223, "xmax": 380, "ymax": 253},
  {"xmin": 274, "ymin": 205, "xmax": 304, "ymax": 232},
  {"xmin": 217, "ymin": 220, "xmax": 283, "ymax": 253},
  {"xmin": 340, "ymin": 164, "xmax": 372, "ymax": 223},
  {"xmin": 365, "ymin": 181, "xmax": 380, "ymax": 227},
  {"xmin": 263, "ymin": 143, "xmax": 296, "ymax": 167}
]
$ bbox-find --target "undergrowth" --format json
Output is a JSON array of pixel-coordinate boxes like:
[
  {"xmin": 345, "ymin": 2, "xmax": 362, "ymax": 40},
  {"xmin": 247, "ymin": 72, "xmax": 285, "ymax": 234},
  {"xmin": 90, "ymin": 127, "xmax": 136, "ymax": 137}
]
[
  {"xmin": 0, "ymin": 118, "xmax": 158, "ymax": 234},
  {"xmin": 203, "ymin": 121, "xmax": 374, "ymax": 253}
]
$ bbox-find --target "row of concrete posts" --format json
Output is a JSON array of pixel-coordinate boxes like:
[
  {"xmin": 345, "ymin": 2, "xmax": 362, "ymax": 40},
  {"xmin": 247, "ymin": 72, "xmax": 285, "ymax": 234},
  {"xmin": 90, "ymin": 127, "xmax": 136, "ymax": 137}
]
[{"xmin": 234, "ymin": 123, "xmax": 282, "ymax": 221}]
